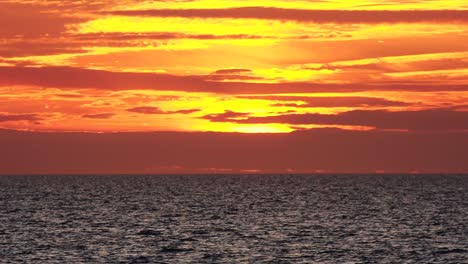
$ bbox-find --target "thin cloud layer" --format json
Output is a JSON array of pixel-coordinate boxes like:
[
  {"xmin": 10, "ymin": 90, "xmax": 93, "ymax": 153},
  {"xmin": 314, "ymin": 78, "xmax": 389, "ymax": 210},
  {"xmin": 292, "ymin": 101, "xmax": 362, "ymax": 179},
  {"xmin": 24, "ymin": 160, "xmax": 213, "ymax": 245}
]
[
  {"xmin": 127, "ymin": 106, "xmax": 200, "ymax": 114},
  {"xmin": 241, "ymin": 96, "xmax": 412, "ymax": 107},
  {"xmin": 105, "ymin": 8, "xmax": 468, "ymax": 24},
  {"xmin": 0, "ymin": 113, "xmax": 42, "ymax": 123},
  {"xmin": 203, "ymin": 109, "xmax": 468, "ymax": 131},
  {"xmin": 82, "ymin": 113, "xmax": 115, "ymax": 119},
  {"xmin": 1, "ymin": 66, "xmax": 467, "ymax": 93}
]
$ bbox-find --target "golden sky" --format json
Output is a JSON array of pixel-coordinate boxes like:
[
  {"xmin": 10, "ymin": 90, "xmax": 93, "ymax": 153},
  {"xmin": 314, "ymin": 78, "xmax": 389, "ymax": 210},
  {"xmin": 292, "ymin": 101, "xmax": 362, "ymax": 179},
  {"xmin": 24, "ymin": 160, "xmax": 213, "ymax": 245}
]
[
  {"xmin": 0, "ymin": 0, "xmax": 467, "ymax": 135},
  {"xmin": 0, "ymin": 0, "xmax": 468, "ymax": 172}
]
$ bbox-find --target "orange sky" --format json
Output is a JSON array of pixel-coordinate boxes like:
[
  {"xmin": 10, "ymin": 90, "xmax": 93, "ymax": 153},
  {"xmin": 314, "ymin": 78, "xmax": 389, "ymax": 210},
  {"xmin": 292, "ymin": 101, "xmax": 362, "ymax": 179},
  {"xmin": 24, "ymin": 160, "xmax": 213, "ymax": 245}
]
[{"xmin": 0, "ymin": 0, "xmax": 467, "ymax": 173}]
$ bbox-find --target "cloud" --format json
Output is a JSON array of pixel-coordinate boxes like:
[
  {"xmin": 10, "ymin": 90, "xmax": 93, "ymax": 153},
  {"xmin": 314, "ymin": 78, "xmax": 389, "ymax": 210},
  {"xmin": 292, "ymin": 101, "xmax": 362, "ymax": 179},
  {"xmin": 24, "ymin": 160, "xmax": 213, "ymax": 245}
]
[
  {"xmin": 71, "ymin": 32, "xmax": 266, "ymax": 41},
  {"xmin": 204, "ymin": 75, "xmax": 263, "ymax": 81},
  {"xmin": 1, "ymin": 128, "xmax": 467, "ymax": 174},
  {"xmin": 1, "ymin": 66, "xmax": 467, "ymax": 94},
  {"xmin": 203, "ymin": 109, "xmax": 468, "ymax": 131},
  {"xmin": 205, "ymin": 68, "xmax": 261, "ymax": 81},
  {"xmin": 0, "ymin": 2, "xmax": 86, "ymax": 37},
  {"xmin": 82, "ymin": 113, "xmax": 115, "ymax": 119},
  {"xmin": 54, "ymin": 93, "xmax": 86, "ymax": 99},
  {"xmin": 0, "ymin": 41, "xmax": 87, "ymax": 57},
  {"xmin": 172, "ymin": 109, "xmax": 200, "ymax": 114},
  {"xmin": 202, "ymin": 110, "xmax": 250, "ymax": 122},
  {"xmin": 0, "ymin": 33, "xmax": 272, "ymax": 57},
  {"xmin": 310, "ymin": 56, "xmax": 468, "ymax": 76},
  {"xmin": 127, "ymin": 106, "xmax": 199, "ymax": 114},
  {"xmin": 0, "ymin": 113, "xmax": 42, "ymax": 123},
  {"xmin": 240, "ymin": 96, "xmax": 412, "ymax": 107},
  {"xmin": 127, "ymin": 107, "xmax": 167, "ymax": 114},
  {"xmin": 213, "ymin": 69, "xmax": 252, "ymax": 75},
  {"xmin": 104, "ymin": 7, "xmax": 468, "ymax": 24},
  {"xmin": 0, "ymin": 66, "xmax": 206, "ymax": 91}
]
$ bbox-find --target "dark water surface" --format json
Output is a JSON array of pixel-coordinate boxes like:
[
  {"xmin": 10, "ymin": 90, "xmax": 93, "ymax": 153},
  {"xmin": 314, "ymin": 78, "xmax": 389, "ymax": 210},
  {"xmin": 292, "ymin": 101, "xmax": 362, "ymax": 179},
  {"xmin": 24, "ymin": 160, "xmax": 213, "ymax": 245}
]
[{"xmin": 1, "ymin": 174, "xmax": 467, "ymax": 263}]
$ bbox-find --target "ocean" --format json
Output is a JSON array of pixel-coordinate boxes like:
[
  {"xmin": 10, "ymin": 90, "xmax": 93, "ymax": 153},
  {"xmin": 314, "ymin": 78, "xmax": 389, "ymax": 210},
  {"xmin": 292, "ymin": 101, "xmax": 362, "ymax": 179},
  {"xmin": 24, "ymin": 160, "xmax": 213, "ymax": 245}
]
[{"xmin": 1, "ymin": 174, "xmax": 467, "ymax": 263}]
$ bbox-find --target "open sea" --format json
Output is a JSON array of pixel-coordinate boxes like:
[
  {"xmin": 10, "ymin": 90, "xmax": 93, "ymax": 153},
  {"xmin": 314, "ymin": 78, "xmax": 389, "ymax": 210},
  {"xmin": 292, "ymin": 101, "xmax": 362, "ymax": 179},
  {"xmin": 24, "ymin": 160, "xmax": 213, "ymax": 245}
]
[{"xmin": 0, "ymin": 174, "xmax": 467, "ymax": 263}]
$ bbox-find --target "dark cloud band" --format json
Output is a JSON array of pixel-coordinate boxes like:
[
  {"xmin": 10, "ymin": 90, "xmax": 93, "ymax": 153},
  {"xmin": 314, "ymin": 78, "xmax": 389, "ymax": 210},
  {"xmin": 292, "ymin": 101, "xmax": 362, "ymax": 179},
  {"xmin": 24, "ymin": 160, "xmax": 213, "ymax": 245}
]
[{"xmin": 104, "ymin": 7, "xmax": 468, "ymax": 24}]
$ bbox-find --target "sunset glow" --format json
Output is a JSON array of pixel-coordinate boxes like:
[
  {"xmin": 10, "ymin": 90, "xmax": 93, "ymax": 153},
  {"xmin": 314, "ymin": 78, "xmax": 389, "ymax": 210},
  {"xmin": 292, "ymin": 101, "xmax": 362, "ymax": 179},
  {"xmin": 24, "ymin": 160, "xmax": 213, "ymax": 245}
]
[{"xmin": 1, "ymin": 0, "xmax": 467, "ymax": 173}]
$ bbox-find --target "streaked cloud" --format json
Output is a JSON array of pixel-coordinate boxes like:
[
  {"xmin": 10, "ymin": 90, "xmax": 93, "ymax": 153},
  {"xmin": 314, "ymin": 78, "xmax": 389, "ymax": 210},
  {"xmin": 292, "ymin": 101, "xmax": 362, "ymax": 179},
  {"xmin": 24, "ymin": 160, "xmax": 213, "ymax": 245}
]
[
  {"xmin": 127, "ymin": 106, "xmax": 200, "ymax": 114},
  {"xmin": 0, "ymin": 113, "xmax": 42, "ymax": 123},
  {"xmin": 203, "ymin": 109, "xmax": 468, "ymax": 131},
  {"xmin": 104, "ymin": 8, "xmax": 468, "ymax": 24},
  {"xmin": 1, "ymin": 1, "xmax": 467, "ymax": 133},
  {"xmin": 1, "ymin": 66, "xmax": 467, "ymax": 94},
  {"xmin": 82, "ymin": 113, "xmax": 115, "ymax": 119}
]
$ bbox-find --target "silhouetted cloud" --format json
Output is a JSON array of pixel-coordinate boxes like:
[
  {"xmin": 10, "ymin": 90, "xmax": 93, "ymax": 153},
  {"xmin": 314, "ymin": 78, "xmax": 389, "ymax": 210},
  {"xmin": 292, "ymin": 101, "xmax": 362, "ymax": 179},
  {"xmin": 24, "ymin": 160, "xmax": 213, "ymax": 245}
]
[
  {"xmin": 0, "ymin": 113, "xmax": 42, "ymax": 123},
  {"xmin": 0, "ymin": 2, "xmax": 86, "ymax": 37},
  {"xmin": 203, "ymin": 109, "xmax": 468, "ymax": 131},
  {"xmin": 127, "ymin": 106, "xmax": 199, "ymax": 114},
  {"xmin": 1, "ymin": 66, "xmax": 467, "ymax": 93},
  {"xmin": 203, "ymin": 111, "xmax": 250, "ymax": 122},
  {"xmin": 82, "ymin": 113, "xmax": 115, "ymax": 119},
  {"xmin": 71, "ymin": 32, "xmax": 266, "ymax": 41},
  {"xmin": 213, "ymin": 69, "xmax": 252, "ymax": 75},
  {"xmin": 240, "ymin": 96, "xmax": 412, "ymax": 107},
  {"xmin": 104, "ymin": 7, "xmax": 468, "ymax": 24},
  {"xmin": 171, "ymin": 109, "xmax": 200, "ymax": 114}
]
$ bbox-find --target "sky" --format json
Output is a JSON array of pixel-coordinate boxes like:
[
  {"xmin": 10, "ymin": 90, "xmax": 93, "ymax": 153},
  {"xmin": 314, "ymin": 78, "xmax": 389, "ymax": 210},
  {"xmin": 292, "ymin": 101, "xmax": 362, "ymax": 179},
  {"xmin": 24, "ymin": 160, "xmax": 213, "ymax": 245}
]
[{"xmin": 0, "ymin": 0, "xmax": 467, "ymax": 174}]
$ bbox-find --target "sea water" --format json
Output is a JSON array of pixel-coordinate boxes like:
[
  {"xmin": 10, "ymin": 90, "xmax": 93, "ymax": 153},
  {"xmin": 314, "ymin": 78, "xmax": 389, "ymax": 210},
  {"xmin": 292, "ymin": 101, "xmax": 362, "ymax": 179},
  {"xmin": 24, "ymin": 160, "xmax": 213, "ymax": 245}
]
[{"xmin": 1, "ymin": 174, "xmax": 467, "ymax": 263}]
